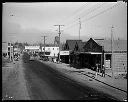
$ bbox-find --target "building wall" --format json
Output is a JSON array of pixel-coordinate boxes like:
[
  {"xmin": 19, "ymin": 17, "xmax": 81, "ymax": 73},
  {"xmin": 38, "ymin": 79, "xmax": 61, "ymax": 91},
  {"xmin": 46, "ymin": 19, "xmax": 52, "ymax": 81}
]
[
  {"xmin": 2, "ymin": 42, "xmax": 8, "ymax": 53},
  {"xmin": 113, "ymin": 52, "xmax": 127, "ymax": 73},
  {"xmin": 25, "ymin": 46, "xmax": 40, "ymax": 50},
  {"xmin": 41, "ymin": 47, "xmax": 59, "ymax": 57}
]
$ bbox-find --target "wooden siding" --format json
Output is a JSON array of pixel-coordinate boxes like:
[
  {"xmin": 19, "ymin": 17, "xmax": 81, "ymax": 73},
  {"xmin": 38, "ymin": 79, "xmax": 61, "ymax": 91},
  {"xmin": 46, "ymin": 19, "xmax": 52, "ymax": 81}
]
[
  {"xmin": 83, "ymin": 38, "xmax": 102, "ymax": 52},
  {"xmin": 113, "ymin": 53, "xmax": 127, "ymax": 73}
]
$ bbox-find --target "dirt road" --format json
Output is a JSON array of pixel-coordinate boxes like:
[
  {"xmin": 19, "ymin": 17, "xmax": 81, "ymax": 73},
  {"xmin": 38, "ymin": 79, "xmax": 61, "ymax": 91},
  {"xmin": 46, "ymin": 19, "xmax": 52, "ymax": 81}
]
[{"xmin": 2, "ymin": 57, "xmax": 30, "ymax": 100}]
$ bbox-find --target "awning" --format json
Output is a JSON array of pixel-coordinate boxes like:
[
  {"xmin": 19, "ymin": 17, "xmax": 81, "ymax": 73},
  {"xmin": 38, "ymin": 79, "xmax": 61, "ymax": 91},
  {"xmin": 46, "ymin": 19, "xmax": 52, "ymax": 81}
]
[
  {"xmin": 75, "ymin": 52, "xmax": 102, "ymax": 55},
  {"xmin": 86, "ymin": 52, "xmax": 102, "ymax": 54}
]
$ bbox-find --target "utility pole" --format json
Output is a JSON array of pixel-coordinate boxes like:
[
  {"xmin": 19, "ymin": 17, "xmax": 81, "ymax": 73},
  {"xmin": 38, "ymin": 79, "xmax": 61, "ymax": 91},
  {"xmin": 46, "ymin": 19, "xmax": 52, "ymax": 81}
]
[
  {"xmin": 111, "ymin": 25, "xmax": 114, "ymax": 78},
  {"xmin": 94, "ymin": 39, "xmax": 104, "ymax": 71},
  {"xmin": 79, "ymin": 18, "xmax": 81, "ymax": 40},
  {"xmin": 54, "ymin": 25, "xmax": 64, "ymax": 63},
  {"xmin": 41, "ymin": 36, "xmax": 47, "ymax": 57},
  {"xmin": 9, "ymin": 42, "xmax": 12, "ymax": 61}
]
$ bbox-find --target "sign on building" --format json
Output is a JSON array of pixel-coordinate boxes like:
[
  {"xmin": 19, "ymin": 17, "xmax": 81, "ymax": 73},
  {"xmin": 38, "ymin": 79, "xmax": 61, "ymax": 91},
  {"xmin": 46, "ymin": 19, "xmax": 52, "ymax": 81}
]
[
  {"xmin": 60, "ymin": 51, "xmax": 69, "ymax": 55},
  {"xmin": 25, "ymin": 46, "xmax": 40, "ymax": 50}
]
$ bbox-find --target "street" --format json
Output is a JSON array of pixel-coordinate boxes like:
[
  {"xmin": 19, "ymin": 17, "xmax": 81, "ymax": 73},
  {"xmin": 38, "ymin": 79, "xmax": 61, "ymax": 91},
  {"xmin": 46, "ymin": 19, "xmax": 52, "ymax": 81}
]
[
  {"xmin": 22, "ymin": 53, "xmax": 119, "ymax": 100},
  {"xmin": 2, "ymin": 53, "xmax": 123, "ymax": 100}
]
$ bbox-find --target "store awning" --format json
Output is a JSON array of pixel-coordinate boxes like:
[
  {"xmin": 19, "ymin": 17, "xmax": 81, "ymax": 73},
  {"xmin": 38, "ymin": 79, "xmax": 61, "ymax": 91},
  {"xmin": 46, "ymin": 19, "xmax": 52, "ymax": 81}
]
[{"xmin": 75, "ymin": 52, "xmax": 102, "ymax": 55}]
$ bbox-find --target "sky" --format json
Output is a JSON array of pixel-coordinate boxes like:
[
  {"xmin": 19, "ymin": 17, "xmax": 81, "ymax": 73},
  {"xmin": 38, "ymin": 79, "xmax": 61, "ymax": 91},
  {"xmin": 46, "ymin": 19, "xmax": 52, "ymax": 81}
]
[{"xmin": 2, "ymin": 2, "xmax": 127, "ymax": 44}]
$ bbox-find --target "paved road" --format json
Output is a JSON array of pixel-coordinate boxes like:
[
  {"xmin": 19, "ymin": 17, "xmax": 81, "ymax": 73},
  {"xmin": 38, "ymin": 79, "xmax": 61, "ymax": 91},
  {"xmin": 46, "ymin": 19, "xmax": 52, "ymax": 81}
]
[{"xmin": 22, "ymin": 53, "xmax": 119, "ymax": 100}]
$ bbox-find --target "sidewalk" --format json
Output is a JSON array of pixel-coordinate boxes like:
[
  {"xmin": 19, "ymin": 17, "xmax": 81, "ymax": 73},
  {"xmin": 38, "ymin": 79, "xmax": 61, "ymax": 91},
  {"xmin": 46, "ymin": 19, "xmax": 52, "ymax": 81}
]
[{"xmin": 44, "ymin": 61, "xmax": 127, "ymax": 93}]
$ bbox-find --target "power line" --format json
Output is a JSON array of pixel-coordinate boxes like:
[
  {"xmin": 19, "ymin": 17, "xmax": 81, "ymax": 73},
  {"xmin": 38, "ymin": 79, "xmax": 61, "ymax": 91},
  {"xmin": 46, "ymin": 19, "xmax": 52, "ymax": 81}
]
[
  {"xmin": 80, "ymin": 2, "xmax": 107, "ymax": 20},
  {"xmin": 82, "ymin": 2, "xmax": 122, "ymax": 22},
  {"xmin": 64, "ymin": 3, "xmax": 104, "ymax": 27},
  {"xmin": 59, "ymin": 3, "xmax": 88, "ymax": 24},
  {"xmin": 64, "ymin": 2, "xmax": 122, "ymax": 31},
  {"xmin": 64, "ymin": 3, "xmax": 107, "ymax": 30}
]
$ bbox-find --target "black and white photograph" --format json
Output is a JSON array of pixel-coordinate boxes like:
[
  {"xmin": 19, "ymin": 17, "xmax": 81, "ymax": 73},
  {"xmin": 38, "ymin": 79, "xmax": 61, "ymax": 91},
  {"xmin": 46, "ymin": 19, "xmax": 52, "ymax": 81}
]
[{"xmin": 2, "ymin": 2, "xmax": 127, "ymax": 101}]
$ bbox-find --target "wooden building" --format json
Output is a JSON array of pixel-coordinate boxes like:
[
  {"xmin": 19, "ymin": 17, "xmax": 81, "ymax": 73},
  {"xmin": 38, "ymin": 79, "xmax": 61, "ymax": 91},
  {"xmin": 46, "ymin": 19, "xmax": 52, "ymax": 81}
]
[
  {"xmin": 96, "ymin": 39, "xmax": 127, "ymax": 75},
  {"xmin": 61, "ymin": 40, "xmax": 82, "ymax": 64},
  {"xmin": 62, "ymin": 38, "xmax": 127, "ymax": 75},
  {"xmin": 70, "ymin": 38, "xmax": 103, "ymax": 70}
]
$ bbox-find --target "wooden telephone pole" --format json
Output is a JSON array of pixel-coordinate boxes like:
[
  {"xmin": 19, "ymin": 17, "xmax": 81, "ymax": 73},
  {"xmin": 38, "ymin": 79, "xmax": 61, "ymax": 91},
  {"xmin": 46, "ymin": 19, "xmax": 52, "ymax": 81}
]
[
  {"xmin": 111, "ymin": 25, "xmax": 114, "ymax": 78},
  {"xmin": 54, "ymin": 25, "xmax": 64, "ymax": 63},
  {"xmin": 41, "ymin": 36, "xmax": 47, "ymax": 57},
  {"xmin": 79, "ymin": 18, "xmax": 81, "ymax": 40}
]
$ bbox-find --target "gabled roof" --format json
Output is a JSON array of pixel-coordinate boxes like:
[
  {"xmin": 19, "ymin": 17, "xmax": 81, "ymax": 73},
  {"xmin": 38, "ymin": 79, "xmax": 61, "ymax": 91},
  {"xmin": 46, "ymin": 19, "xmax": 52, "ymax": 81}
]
[
  {"xmin": 74, "ymin": 41, "xmax": 86, "ymax": 52},
  {"xmin": 95, "ymin": 39, "xmax": 127, "ymax": 52},
  {"xmin": 83, "ymin": 38, "xmax": 102, "ymax": 52},
  {"xmin": 64, "ymin": 40, "xmax": 82, "ymax": 51}
]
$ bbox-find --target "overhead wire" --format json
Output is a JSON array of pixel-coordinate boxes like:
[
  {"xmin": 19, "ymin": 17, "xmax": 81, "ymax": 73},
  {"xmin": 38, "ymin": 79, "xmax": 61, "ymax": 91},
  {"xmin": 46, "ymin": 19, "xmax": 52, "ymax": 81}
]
[
  {"xmin": 64, "ymin": 2, "xmax": 103, "ymax": 27},
  {"xmin": 64, "ymin": 2, "xmax": 107, "ymax": 30},
  {"xmin": 48, "ymin": 3, "xmax": 88, "ymax": 32},
  {"xmin": 82, "ymin": 2, "xmax": 122, "ymax": 23},
  {"xmin": 64, "ymin": 2, "xmax": 122, "ymax": 31},
  {"xmin": 58, "ymin": 3, "xmax": 88, "ymax": 24},
  {"xmin": 49, "ymin": 3, "xmax": 89, "ymax": 32},
  {"xmin": 80, "ymin": 2, "xmax": 107, "ymax": 20}
]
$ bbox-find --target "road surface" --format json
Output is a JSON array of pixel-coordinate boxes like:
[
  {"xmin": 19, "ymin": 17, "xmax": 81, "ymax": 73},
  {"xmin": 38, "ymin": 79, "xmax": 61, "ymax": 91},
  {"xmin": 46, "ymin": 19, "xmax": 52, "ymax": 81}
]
[
  {"xmin": 2, "ymin": 53, "xmax": 121, "ymax": 100},
  {"xmin": 22, "ymin": 53, "xmax": 119, "ymax": 100}
]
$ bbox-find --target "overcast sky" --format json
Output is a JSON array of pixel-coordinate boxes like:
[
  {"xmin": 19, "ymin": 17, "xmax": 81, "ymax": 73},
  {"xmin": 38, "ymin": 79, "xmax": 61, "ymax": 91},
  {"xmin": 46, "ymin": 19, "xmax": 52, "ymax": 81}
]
[{"xmin": 2, "ymin": 2, "xmax": 127, "ymax": 44}]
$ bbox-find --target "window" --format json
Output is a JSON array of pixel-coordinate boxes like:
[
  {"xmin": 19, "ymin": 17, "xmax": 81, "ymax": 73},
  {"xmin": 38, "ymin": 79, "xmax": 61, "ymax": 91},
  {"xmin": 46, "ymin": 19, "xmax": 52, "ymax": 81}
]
[
  {"xmin": 53, "ymin": 48, "xmax": 54, "ymax": 50},
  {"xmin": 57, "ymin": 48, "xmax": 59, "ymax": 50}
]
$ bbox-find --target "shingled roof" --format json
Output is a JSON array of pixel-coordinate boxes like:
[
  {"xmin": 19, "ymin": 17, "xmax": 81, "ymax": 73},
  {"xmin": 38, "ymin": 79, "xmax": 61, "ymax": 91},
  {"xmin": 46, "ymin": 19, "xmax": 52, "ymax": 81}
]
[
  {"xmin": 64, "ymin": 40, "xmax": 82, "ymax": 51},
  {"xmin": 95, "ymin": 39, "xmax": 127, "ymax": 52},
  {"xmin": 74, "ymin": 41, "xmax": 86, "ymax": 52}
]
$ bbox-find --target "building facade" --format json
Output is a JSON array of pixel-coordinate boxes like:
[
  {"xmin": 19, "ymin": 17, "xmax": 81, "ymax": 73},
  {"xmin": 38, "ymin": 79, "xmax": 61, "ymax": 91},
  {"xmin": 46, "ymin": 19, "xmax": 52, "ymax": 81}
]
[
  {"xmin": 2, "ymin": 42, "xmax": 14, "ymax": 60},
  {"xmin": 70, "ymin": 38, "xmax": 102, "ymax": 70},
  {"xmin": 62, "ymin": 40, "xmax": 82, "ymax": 64},
  {"xmin": 25, "ymin": 46, "xmax": 40, "ymax": 54},
  {"xmin": 68, "ymin": 38, "xmax": 127, "ymax": 74},
  {"xmin": 96, "ymin": 39, "xmax": 127, "ymax": 74},
  {"xmin": 41, "ymin": 46, "xmax": 59, "ymax": 57}
]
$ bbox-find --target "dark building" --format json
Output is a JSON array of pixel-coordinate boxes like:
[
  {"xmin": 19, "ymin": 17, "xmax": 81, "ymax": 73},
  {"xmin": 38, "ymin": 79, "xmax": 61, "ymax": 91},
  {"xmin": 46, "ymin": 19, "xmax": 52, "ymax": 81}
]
[
  {"xmin": 61, "ymin": 38, "xmax": 127, "ymax": 75},
  {"xmin": 71, "ymin": 38, "xmax": 103, "ymax": 70},
  {"xmin": 64, "ymin": 40, "xmax": 82, "ymax": 51},
  {"xmin": 61, "ymin": 40, "xmax": 82, "ymax": 64}
]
